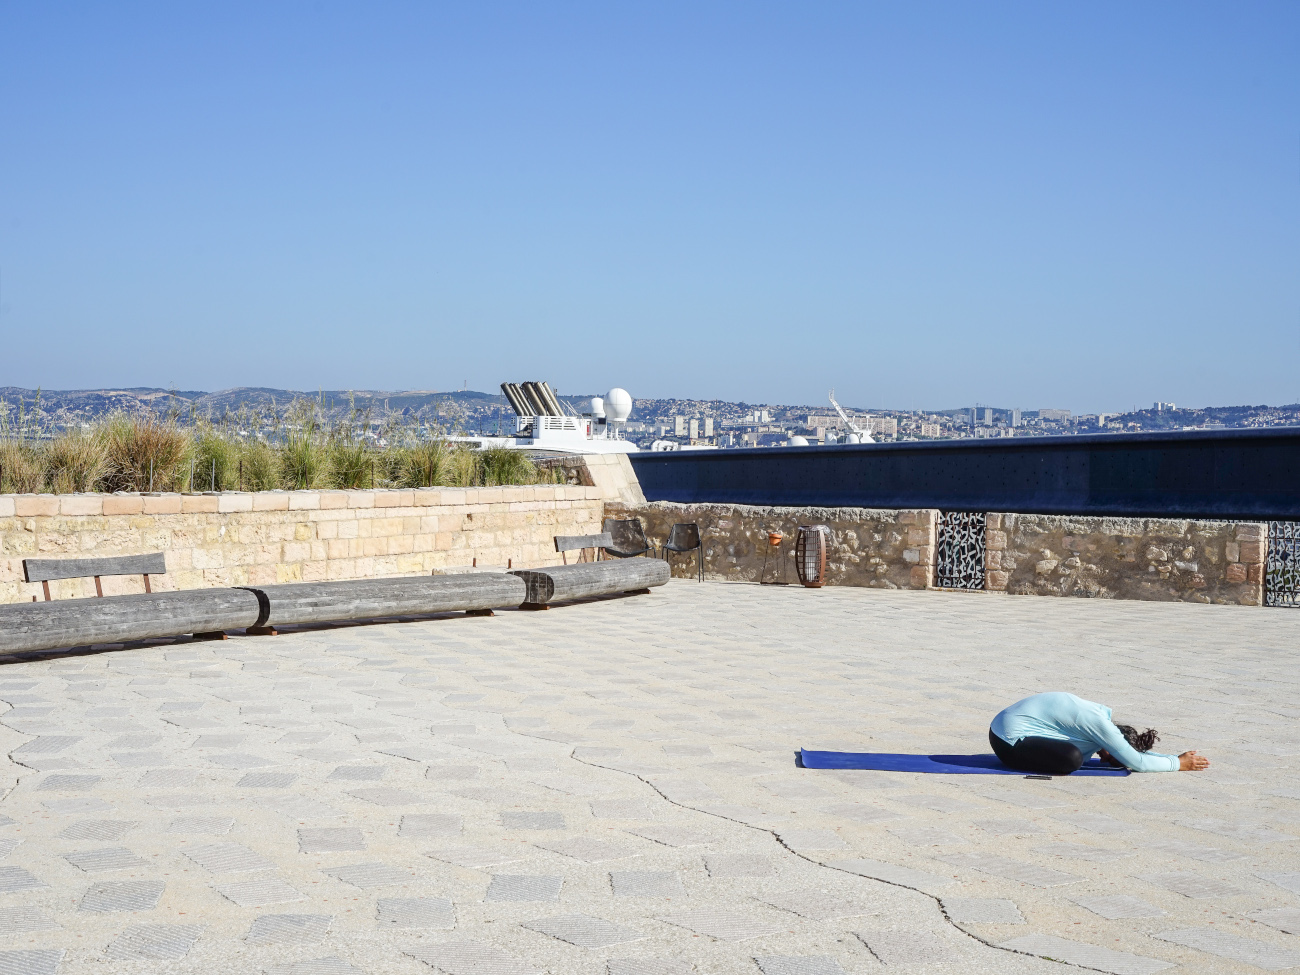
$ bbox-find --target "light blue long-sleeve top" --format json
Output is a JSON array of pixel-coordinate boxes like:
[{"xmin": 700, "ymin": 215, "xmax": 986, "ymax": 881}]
[{"xmin": 990, "ymin": 692, "xmax": 1179, "ymax": 773}]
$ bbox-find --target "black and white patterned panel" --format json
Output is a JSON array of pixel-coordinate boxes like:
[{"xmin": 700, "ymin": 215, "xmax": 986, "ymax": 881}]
[
  {"xmin": 935, "ymin": 511, "xmax": 986, "ymax": 591},
  {"xmin": 1266, "ymin": 521, "xmax": 1300, "ymax": 608}
]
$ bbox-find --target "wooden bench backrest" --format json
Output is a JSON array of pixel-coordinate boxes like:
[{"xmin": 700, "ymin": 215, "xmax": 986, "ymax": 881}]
[
  {"xmin": 553, "ymin": 533, "xmax": 613, "ymax": 553},
  {"xmin": 23, "ymin": 553, "xmax": 167, "ymax": 583}
]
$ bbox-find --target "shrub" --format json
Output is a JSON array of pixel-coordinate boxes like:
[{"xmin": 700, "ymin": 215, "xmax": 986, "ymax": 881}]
[
  {"xmin": 0, "ymin": 440, "xmax": 46, "ymax": 493},
  {"xmin": 235, "ymin": 437, "xmax": 277, "ymax": 491},
  {"xmin": 44, "ymin": 430, "xmax": 109, "ymax": 493},
  {"xmin": 99, "ymin": 414, "xmax": 191, "ymax": 492},
  {"xmin": 400, "ymin": 439, "xmax": 452, "ymax": 488},
  {"xmin": 327, "ymin": 434, "xmax": 372, "ymax": 490},
  {"xmin": 191, "ymin": 428, "xmax": 241, "ymax": 492},
  {"xmin": 479, "ymin": 446, "xmax": 536, "ymax": 486}
]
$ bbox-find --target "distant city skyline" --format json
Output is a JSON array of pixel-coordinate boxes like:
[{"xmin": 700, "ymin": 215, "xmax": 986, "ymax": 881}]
[{"xmin": 1, "ymin": 3, "xmax": 1296, "ymax": 413}]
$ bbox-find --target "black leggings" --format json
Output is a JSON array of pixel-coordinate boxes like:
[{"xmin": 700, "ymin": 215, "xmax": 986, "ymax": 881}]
[{"xmin": 989, "ymin": 730, "xmax": 1083, "ymax": 775}]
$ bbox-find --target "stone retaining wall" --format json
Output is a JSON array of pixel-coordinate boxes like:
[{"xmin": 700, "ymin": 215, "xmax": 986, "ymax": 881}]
[
  {"xmin": 604, "ymin": 501, "xmax": 937, "ymax": 589},
  {"xmin": 987, "ymin": 513, "xmax": 1264, "ymax": 606},
  {"xmin": 609, "ymin": 501, "xmax": 1266, "ymax": 606},
  {"xmin": 0, "ymin": 484, "xmax": 610, "ymax": 605}
]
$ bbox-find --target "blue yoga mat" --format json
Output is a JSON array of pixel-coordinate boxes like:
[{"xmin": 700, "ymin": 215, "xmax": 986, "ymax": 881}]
[{"xmin": 799, "ymin": 748, "xmax": 1130, "ymax": 776}]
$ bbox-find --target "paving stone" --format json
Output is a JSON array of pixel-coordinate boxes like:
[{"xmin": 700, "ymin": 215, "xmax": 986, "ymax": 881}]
[
  {"xmin": 246, "ymin": 913, "xmax": 332, "ymax": 945},
  {"xmin": 606, "ymin": 960, "xmax": 693, "ymax": 975},
  {"xmin": 591, "ymin": 799, "xmax": 656, "ymax": 820},
  {"xmin": 0, "ymin": 950, "xmax": 63, "ymax": 975},
  {"xmin": 939, "ymin": 853, "xmax": 1081, "ymax": 887},
  {"xmin": 827, "ymin": 858, "xmax": 956, "ymax": 891},
  {"xmin": 299, "ymin": 827, "xmax": 366, "ymax": 853},
  {"xmin": 855, "ymin": 929, "xmax": 953, "ymax": 966},
  {"xmin": 485, "ymin": 875, "xmax": 563, "ymax": 901},
  {"xmin": 1034, "ymin": 842, "xmax": 1134, "ymax": 862},
  {"xmin": 762, "ymin": 890, "xmax": 872, "ymax": 921},
  {"xmin": 377, "ymin": 897, "xmax": 455, "ymax": 928},
  {"xmin": 703, "ymin": 854, "xmax": 774, "ymax": 878},
  {"xmin": 328, "ymin": 765, "xmax": 386, "ymax": 780},
  {"xmin": 887, "ymin": 827, "xmax": 966, "ymax": 849},
  {"xmin": 217, "ymin": 877, "xmax": 306, "ymax": 907},
  {"xmin": 425, "ymin": 765, "xmax": 480, "ymax": 781},
  {"xmin": 106, "ymin": 924, "xmax": 204, "ymax": 960},
  {"xmin": 1177, "ymin": 819, "xmax": 1297, "ymax": 844},
  {"xmin": 183, "ymin": 843, "xmax": 276, "ymax": 873},
  {"xmin": 1156, "ymin": 926, "xmax": 1300, "ymax": 969},
  {"xmin": 404, "ymin": 940, "xmax": 541, "ymax": 975},
  {"xmin": 942, "ymin": 897, "xmax": 1024, "ymax": 924},
  {"xmin": 611, "ymin": 871, "xmax": 685, "ymax": 898},
  {"xmin": 778, "ymin": 829, "xmax": 848, "ymax": 851},
  {"xmin": 1137, "ymin": 871, "xmax": 1246, "ymax": 898},
  {"xmin": 894, "ymin": 793, "xmax": 979, "ymax": 814},
  {"xmin": 325, "ymin": 862, "xmax": 414, "ymax": 888},
  {"xmin": 1257, "ymin": 871, "xmax": 1300, "ymax": 894},
  {"xmin": 64, "ymin": 847, "xmax": 149, "ymax": 872},
  {"xmin": 400, "ymin": 813, "xmax": 462, "ymax": 837},
  {"xmin": 1052, "ymin": 812, "xmax": 1141, "ymax": 834},
  {"xmin": 501, "ymin": 811, "xmax": 566, "ymax": 830},
  {"xmin": 80, "ymin": 880, "xmax": 165, "ymax": 912},
  {"xmin": 238, "ymin": 772, "xmax": 298, "ymax": 788},
  {"xmin": 12, "ymin": 736, "xmax": 80, "ymax": 756},
  {"xmin": 262, "ymin": 796, "xmax": 345, "ymax": 820},
  {"xmin": 41, "ymin": 797, "xmax": 109, "ymax": 814},
  {"xmin": 754, "ymin": 958, "xmax": 846, "ymax": 975},
  {"xmin": 1248, "ymin": 907, "xmax": 1300, "ymax": 934},
  {"xmin": 535, "ymin": 838, "xmax": 634, "ymax": 862},
  {"xmin": 624, "ymin": 825, "xmax": 710, "ymax": 848},
  {"xmin": 169, "ymin": 817, "xmax": 235, "ymax": 834},
  {"xmin": 205, "ymin": 753, "xmax": 277, "ymax": 769},
  {"xmin": 0, "ymin": 908, "xmax": 57, "ymax": 935},
  {"xmin": 658, "ymin": 911, "xmax": 784, "ymax": 941},
  {"xmin": 139, "ymin": 769, "xmax": 198, "ymax": 787},
  {"xmin": 36, "ymin": 774, "xmax": 100, "ymax": 791},
  {"xmin": 268, "ymin": 959, "xmax": 364, "ymax": 975},
  {"xmin": 60, "ymin": 819, "xmax": 137, "ymax": 842},
  {"xmin": 819, "ymin": 802, "xmax": 897, "ymax": 824},
  {"xmin": 347, "ymin": 787, "xmax": 424, "ymax": 806},
  {"xmin": 1000, "ymin": 934, "xmax": 1174, "ymax": 975},
  {"xmin": 111, "ymin": 751, "xmax": 171, "ymax": 767},
  {"xmin": 1070, "ymin": 894, "xmax": 1167, "ymax": 919},
  {"xmin": 523, "ymin": 913, "xmax": 644, "ymax": 949},
  {"xmin": 427, "ymin": 847, "xmax": 527, "ymax": 869},
  {"xmin": 0, "ymin": 867, "xmax": 45, "ymax": 893},
  {"xmin": 1146, "ymin": 838, "xmax": 1245, "ymax": 862},
  {"xmin": 973, "ymin": 819, "xmax": 1044, "ymax": 836}
]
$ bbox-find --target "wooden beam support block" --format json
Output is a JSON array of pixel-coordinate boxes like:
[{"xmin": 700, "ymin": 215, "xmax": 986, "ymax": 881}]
[{"xmin": 192, "ymin": 631, "xmax": 228, "ymax": 641}]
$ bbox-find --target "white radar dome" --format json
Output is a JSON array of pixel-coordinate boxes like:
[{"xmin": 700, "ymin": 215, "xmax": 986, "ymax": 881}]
[
  {"xmin": 604, "ymin": 388, "xmax": 633, "ymax": 423},
  {"xmin": 590, "ymin": 397, "xmax": 605, "ymax": 418},
  {"xmin": 788, "ymin": 435, "xmax": 810, "ymax": 447}
]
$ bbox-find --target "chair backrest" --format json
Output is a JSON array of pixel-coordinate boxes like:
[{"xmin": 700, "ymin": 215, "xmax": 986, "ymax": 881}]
[
  {"xmin": 554, "ymin": 533, "xmax": 613, "ymax": 553},
  {"xmin": 602, "ymin": 518, "xmax": 649, "ymax": 554},
  {"xmin": 23, "ymin": 553, "xmax": 167, "ymax": 583},
  {"xmin": 667, "ymin": 523, "xmax": 701, "ymax": 549}
]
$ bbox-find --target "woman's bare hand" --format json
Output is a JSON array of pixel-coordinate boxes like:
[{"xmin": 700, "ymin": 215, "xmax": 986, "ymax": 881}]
[{"xmin": 1179, "ymin": 751, "xmax": 1210, "ymax": 771}]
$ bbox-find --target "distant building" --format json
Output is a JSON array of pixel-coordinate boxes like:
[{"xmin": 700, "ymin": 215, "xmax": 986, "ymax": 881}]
[
  {"xmin": 674, "ymin": 416, "xmax": 688, "ymax": 437},
  {"xmin": 920, "ymin": 423, "xmax": 942, "ymax": 437},
  {"xmin": 702, "ymin": 417, "xmax": 714, "ymax": 437},
  {"xmin": 688, "ymin": 418, "xmax": 699, "ymax": 440},
  {"xmin": 1011, "ymin": 408, "xmax": 1022, "ymax": 428},
  {"xmin": 980, "ymin": 407, "xmax": 993, "ymax": 426},
  {"xmin": 1038, "ymin": 409, "xmax": 1071, "ymax": 422},
  {"xmin": 1154, "ymin": 401, "xmax": 1176, "ymax": 411},
  {"xmin": 867, "ymin": 417, "xmax": 897, "ymax": 437}
]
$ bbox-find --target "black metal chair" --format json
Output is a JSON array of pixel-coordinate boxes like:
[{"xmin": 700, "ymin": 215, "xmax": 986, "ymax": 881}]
[
  {"xmin": 662, "ymin": 522, "xmax": 703, "ymax": 581},
  {"xmin": 601, "ymin": 518, "xmax": 654, "ymax": 558}
]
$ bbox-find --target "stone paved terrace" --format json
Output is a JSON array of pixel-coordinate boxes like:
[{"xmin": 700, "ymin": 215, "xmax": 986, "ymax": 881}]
[{"xmin": 0, "ymin": 581, "xmax": 1295, "ymax": 974}]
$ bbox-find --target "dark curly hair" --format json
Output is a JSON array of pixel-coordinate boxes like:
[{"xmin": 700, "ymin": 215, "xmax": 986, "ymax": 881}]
[{"xmin": 1115, "ymin": 724, "xmax": 1160, "ymax": 752}]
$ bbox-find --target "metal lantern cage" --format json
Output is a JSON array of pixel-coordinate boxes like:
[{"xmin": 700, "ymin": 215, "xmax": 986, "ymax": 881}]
[{"xmin": 795, "ymin": 525, "xmax": 832, "ymax": 588}]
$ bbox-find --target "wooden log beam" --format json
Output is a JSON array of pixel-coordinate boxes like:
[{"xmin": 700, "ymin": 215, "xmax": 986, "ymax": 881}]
[
  {"xmin": 240, "ymin": 573, "xmax": 528, "ymax": 627},
  {"xmin": 0, "ymin": 589, "xmax": 262, "ymax": 655},
  {"xmin": 510, "ymin": 558, "xmax": 669, "ymax": 606}
]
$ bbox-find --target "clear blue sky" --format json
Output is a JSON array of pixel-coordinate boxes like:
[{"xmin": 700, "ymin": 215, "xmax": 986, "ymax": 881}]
[{"xmin": 1, "ymin": 2, "xmax": 1296, "ymax": 413}]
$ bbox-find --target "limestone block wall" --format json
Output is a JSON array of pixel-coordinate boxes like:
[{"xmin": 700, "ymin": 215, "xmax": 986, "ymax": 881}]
[
  {"xmin": 0, "ymin": 484, "xmax": 606, "ymax": 604},
  {"xmin": 605, "ymin": 501, "xmax": 937, "ymax": 589},
  {"xmin": 986, "ymin": 514, "xmax": 1265, "ymax": 606}
]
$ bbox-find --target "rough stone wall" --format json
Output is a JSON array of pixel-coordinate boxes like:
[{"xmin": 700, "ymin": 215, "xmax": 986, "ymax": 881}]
[
  {"xmin": 605, "ymin": 501, "xmax": 937, "ymax": 589},
  {"xmin": 986, "ymin": 513, "xmax": 1265, "ymax": 606},
  {"xmin": 0, "ymin": 485, "xmax": 605, "ymax": 604}
]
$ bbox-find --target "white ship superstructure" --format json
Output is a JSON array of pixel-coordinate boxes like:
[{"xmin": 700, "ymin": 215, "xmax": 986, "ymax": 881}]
[{"xmin": 451, "ymin": 381, "xmax": 639, "ymax": 455}]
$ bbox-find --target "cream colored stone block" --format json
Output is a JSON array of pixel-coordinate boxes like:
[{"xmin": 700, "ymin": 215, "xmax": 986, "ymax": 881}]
[
  {"xmin": 282, "ymin": 541, "xmax": 312, "ymax": 562},
  {"xmin": 217, "ymin": 494, "xmax": 253, "ymax": 513},
  {"xmin": 346, "ymin": 491, "xmax": 375, "ymax": 509},
  {"xmin": 288, "ymin": 492, "xmax": 321, "ymax": 510},
  {"xmin": 362, "ymin": 537, "xmax": 388, "ymax": 557},
  {"xmin": 141, "ymin": 495, "xmax": 182, "ymax": 514},
  {"xmin": 253, "ymin": 493, "xmax": 289, "ymax": 511},
  {"xmin": 337, "ymin": 519, "xmax": 359, "ymax": 539},
  {"xmin": 181, "ymin": 495, "xmax": 220, "ymax": 513},
  {"xmin": 293, "ymin": 523, "xmax": 314, "ymax": 541},
  {"xmin": 319, "ymin": 491, "xmax": 349, "ymax": 509},
  {"xmin": 246, "ymin": 564, "xmax": 277, "ymax": 585},
  {"xmin": 326, "ymin": 539, "xmax": 350, "ymax": 559},
  {"xmin": 0, "ymin": 498, "xmax": 15, "ymax": 518},
  {"xmin": 317, "ymin": 521, "xmax": 338, "ymax": 540},
  {"xmin": 302, "ymin": 560, "xmax": 329, "ymax": 581},
  {"xmin": 13, "ymin": 496, "xmax": 56, "ymax": 518},
  {"xmin": 58, "ymin": 495, "xmax": 103, "ymax": 516},
  {"xmin": 276, "ymin": 562, "xmax": 303, "ymax": 583}
]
